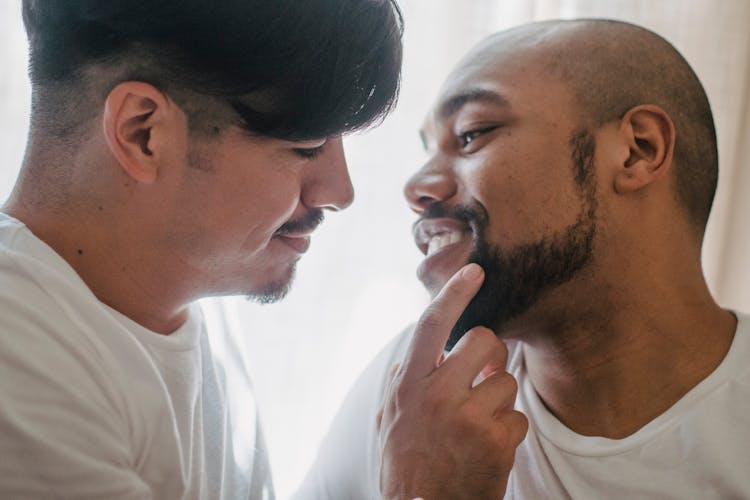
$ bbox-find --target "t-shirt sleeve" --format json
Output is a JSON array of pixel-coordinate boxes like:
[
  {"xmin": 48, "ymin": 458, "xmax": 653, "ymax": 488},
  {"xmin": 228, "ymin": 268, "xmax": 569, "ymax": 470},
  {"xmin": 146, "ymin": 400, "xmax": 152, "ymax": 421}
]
[
  {"xmin": 292, "ymin": 327, "xmax": 413, "ymax": 500},
  {"xmin": 0, "ymin": 301, "xmax": 153, "ymax": 499}
]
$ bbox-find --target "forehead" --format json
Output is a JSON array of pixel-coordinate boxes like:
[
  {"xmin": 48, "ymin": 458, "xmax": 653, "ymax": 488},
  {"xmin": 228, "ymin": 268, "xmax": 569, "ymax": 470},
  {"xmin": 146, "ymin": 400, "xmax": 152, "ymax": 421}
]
[{"xmin": 423, "ymin": 45, "xmax": 578, "ymax": 133}]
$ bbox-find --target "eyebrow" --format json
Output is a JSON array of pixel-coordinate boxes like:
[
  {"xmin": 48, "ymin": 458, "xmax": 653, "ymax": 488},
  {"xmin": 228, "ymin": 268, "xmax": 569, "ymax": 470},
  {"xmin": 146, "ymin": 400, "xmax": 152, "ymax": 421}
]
[{"xmin": 437, "ymin": 88, "xmax": 510, "ymax": 121}]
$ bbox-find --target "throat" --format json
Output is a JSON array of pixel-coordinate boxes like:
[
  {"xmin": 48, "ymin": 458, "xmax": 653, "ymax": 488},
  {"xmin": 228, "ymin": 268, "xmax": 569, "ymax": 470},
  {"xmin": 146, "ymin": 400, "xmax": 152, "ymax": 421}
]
[{"xmin": 521, "ymin": 309, "xmax": 736, "ymax": 439}]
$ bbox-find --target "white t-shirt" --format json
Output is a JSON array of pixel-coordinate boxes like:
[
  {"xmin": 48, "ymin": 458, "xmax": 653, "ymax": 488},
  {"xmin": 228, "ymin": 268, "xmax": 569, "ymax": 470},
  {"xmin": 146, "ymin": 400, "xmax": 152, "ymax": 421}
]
[
  {"xmin": 296, "ymin": 315, "xmax": 750, "ymax": 499},
  {"xmin": 0, "ymin": 213, "xmax": 274, "ymax": 499}
]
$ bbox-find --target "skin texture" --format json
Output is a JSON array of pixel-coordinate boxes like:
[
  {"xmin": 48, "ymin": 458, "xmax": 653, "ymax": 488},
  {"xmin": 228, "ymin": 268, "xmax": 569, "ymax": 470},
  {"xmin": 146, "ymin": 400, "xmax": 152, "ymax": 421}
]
[{"xmin": 381, "ymin": 19, "xmax": 735, "ymax": 499}]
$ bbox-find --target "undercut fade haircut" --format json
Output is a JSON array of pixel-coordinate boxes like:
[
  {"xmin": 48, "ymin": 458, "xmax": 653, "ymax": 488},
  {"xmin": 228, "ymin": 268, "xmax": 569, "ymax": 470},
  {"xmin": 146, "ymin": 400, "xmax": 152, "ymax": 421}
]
[{"xmin": 22, "ymin": 0, "xmax": 403, "ymax": 141}]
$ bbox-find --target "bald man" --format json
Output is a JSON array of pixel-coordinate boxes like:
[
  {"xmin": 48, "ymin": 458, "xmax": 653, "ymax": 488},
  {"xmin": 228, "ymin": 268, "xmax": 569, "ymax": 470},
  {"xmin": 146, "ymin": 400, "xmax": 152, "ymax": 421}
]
[{"xmin": 296, "ymin": 19, "xmax": 750, "ymax": 499}]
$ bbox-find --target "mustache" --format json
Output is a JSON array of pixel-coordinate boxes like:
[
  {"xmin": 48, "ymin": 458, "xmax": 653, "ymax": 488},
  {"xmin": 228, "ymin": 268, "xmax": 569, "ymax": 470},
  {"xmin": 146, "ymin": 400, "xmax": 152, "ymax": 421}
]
[
  {"xmin": 413, "ymin": 202, "xmax": 489, "ymax": 234},
  {"xmin": 275, "ymin": 209, "xmax": 325, "ymax": 236}
]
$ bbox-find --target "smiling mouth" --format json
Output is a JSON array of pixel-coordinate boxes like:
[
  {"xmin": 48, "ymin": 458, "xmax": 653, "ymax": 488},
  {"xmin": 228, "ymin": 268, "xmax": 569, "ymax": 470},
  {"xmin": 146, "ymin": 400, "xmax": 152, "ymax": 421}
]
[
  {"xmin": 413, "ymin": 218, "xmax": 473, "ymax": 257},
  {"xmin": 425, "ymin": 230, "xmax": 470, "ymax": 256}
]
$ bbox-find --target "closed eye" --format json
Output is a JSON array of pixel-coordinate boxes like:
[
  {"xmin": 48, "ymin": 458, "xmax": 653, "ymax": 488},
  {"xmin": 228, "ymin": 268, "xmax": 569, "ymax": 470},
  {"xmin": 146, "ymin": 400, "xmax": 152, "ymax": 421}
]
[{"xmin": 292, "ymin": 144, "xmax": 325, "ymax": 159}]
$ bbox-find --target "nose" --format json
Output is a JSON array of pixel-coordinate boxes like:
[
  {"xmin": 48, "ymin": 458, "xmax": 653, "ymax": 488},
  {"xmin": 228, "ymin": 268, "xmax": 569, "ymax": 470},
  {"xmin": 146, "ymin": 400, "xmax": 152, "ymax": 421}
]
[
  {"xmin": 302, "ymin": 137, "xmax": 354, "ymax": 211},
  {"xmin": 403, "ymin": 159, "xmax": 458, "ymax": 214}
]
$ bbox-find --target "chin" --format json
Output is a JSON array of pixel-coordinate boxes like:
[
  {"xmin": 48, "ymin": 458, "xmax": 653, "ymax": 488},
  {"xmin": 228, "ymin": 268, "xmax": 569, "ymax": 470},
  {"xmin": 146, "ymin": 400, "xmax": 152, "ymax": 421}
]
[
  {"xmin": 420, "ymin": 276, "xmax": 446, "ymax": 300},
  {"xmin": 244, "ymin": 263, "xmax": 297, "ymax": 304}
]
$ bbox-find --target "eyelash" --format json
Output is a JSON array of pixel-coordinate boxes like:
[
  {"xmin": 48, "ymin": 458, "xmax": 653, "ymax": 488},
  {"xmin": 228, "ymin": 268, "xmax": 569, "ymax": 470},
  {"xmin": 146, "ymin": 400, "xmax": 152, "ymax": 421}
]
[
  {"xmin": 293, "ymin": 145, "xmax": 325, "ymax": 159},
  {"xmin": 457, "ymin": 125, "xmax": 498, "ymax": 148}
]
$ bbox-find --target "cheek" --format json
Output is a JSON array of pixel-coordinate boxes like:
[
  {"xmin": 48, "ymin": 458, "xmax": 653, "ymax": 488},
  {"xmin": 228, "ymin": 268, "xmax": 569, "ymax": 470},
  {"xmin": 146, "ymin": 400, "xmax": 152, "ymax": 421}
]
[
  {"xmin": 182, "ymin": 170, "xmax": 301, "ymax": 252},
  {"xmin": 224, "ymin": 181, "xmax": 301, "ymax": 244},
  {"xmin": 470, "ymin": 151, "xmax": 583, "ymax": 247}
]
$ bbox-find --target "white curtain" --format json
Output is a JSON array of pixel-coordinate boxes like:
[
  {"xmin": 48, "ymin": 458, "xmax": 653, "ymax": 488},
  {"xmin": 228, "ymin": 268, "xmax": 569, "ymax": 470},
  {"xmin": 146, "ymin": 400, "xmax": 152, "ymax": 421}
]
[
  {"xmin": 1, "ymin": 1, "xmax": 748, "ymax": 497},
  {"xmin": 0, "ymin": 2, "xmax": 31, "ymax": 200}
]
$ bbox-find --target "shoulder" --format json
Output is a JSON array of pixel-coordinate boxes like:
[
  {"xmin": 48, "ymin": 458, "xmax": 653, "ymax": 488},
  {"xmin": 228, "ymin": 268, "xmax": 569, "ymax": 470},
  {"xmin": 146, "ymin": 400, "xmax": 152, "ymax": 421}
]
[{"xmin": 0, "ymin": 223, "xmax": 163, "ymax": 429}]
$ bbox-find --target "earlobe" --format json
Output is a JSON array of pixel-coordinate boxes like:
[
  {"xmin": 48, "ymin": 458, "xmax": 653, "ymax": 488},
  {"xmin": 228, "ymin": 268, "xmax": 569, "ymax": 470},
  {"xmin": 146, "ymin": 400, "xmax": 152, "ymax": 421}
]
[
  {"xmin": 613, "ymin": 105, "xmax": 675, "ymax": 194},
  {"xmin": 102, "ymin": 82, "xmax": 174, "ymax": 185}
]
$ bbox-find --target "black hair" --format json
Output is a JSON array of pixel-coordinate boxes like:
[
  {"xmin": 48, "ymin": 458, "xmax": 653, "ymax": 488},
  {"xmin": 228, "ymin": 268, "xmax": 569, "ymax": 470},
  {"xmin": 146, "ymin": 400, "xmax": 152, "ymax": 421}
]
[{"xmin": 22, "ymin": 0, "xmax": 403, "ymax": 140}]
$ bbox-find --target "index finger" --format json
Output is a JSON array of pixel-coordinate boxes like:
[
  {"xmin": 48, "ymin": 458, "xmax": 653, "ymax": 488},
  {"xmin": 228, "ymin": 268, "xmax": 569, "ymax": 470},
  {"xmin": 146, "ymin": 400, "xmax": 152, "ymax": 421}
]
[{"xmin": 402, "ymin": 263, "xmax": 485, "ymax": 378}]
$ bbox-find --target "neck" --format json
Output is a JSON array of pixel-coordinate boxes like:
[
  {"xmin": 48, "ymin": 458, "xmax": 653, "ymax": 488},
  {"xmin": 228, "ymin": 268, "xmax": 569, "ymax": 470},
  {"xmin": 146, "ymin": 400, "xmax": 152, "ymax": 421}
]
[
  {"xmin": 5, "ymin": 139, "xmax": 197, "ymax": 334},
  {"xmin": 4, "ymin": 193, "xmax": 191, "ymax": 335},
  {"xmin": 513, "ymin": 259, "xmax": 735, "ymax": 438}
]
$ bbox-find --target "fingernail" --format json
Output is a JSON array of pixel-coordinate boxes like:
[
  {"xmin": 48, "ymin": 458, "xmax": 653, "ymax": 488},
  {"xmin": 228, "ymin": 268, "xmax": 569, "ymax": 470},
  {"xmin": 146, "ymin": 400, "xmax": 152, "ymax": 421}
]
[{"xmin": 461, "ymin": 263, "xmax": 483, "ymax": 280}]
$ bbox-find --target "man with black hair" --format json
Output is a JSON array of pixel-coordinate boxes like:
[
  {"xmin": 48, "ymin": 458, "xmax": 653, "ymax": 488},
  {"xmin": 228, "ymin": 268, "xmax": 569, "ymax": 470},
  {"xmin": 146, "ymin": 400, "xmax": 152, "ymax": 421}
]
[
  {"xmin": 0, "ymin": 0, "xmax": 400, "ymax": 496},
  {"xmin": 298, "ymin": 19, "xmax": 750, "ymax": 499},
  {"xmin": 0, "ymin": 1, "xmax": 525, "ymax": 499},
  {"xmin": 0, "ymin": 0, "xmax": 523, "ymax": 500}
]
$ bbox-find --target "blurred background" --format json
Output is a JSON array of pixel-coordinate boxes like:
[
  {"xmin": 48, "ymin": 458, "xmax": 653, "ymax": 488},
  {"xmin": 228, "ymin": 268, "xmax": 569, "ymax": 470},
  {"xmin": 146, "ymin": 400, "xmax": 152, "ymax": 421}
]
[{"xmin": 2, "ymin": 1, "xmax": 749, "ymax": 497}]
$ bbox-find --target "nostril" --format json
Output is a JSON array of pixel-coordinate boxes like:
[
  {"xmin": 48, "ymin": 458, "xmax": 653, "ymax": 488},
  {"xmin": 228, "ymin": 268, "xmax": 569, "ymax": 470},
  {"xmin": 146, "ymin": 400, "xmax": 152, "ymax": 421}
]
[{"xmin": 417, "ymin": 196, "xmax": 434, "ymax": 206}]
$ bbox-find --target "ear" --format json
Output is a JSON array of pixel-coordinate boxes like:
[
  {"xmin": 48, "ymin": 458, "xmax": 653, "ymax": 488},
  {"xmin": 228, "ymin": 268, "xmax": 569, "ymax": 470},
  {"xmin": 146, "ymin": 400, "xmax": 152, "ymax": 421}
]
[
  {"xmin": 613, "ymin": 105, "xmax": 675, "ymax": 194},
  {"xmin": 102, "ymin": 82, "xmax": 183, "ymax": 185}
]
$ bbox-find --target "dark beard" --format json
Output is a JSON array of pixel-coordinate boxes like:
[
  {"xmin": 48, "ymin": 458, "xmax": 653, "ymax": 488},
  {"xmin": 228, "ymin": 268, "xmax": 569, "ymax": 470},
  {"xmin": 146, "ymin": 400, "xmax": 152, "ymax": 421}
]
[{"xmin": 445, "ymin": 129, "xmax": 598, "ymax": 350}]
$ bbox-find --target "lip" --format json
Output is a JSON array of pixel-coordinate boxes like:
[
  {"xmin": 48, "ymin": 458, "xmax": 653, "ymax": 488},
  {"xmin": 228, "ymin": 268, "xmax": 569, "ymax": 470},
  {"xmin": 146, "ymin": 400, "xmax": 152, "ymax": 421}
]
[
  {"xmin": 273, "ymin": 220, "xmax": 319, "ymax": 255},
  {"xmin": 413, "ymin": 218, "xmax": 474, "ymax": 290},
  {"xmin": 275, "ymin": 234, "xmax": 311, "ymax": 253}
]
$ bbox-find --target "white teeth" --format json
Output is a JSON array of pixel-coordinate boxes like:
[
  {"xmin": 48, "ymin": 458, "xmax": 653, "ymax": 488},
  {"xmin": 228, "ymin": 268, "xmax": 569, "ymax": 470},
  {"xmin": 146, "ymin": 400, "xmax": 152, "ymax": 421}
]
[{"xmin": 426, "ymin": 231, "xmax": 466, "ymax": 256}]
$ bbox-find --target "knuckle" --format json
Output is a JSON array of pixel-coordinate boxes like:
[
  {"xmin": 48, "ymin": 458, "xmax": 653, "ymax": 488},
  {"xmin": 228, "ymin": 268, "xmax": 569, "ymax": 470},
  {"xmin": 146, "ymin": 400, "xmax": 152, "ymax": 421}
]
[
  {"xmin": 512, "ymin": 410, "xmax": 530, "ymax": 437},
  {"xmin": 497, "ymin": 372, "xmax": 518, "ymax": 394},
  {"xmin": 462, "ymin": 326, "xmax": 501, "ymax": 349},
  {"xmin": 482, "ymin": 371, "xmax": 518, "ymax": 406},
  {"xmin": 495, "ymin": 410, "xmax": 529, "ymax": 447},
  {"xmin": 392, "ymin": 381, "xmax": 412, "ymax": 404},
  {"xmin": 453, "ymin": 328, "xmax": 483, "ymax": 350},
  {"xmin": 490, "ymin": 419, "xmax": 517, "ymax": 450}
]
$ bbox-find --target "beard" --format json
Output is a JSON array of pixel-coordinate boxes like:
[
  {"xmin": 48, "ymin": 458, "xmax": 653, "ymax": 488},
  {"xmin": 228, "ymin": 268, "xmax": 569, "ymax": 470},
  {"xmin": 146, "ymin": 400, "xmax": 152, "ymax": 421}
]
[
  {"xmin": 246, "ymin": 269, "xmax": 295, "ymax": 304},
  {"xmin": 444, "ymin": 129, "xmax": 598, "ymax": 350}
]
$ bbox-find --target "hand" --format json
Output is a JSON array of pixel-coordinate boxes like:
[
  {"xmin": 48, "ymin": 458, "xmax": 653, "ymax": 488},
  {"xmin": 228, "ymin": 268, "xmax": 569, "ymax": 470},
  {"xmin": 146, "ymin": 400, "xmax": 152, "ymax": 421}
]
[{"xmin": 378, "ymin": 263, "xmax": 528, "ymax": 500}]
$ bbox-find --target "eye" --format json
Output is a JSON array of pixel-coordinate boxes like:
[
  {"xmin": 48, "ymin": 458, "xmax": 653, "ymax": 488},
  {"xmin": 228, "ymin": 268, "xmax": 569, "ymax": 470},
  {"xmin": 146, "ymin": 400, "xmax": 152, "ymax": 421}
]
[
  {"xmin": 292, "ymin": 144, "xmax": 325, "ymax": 159},
  {"xmin": 457, "ymin": 125, "xmax": 498, "ymax": 149}
]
